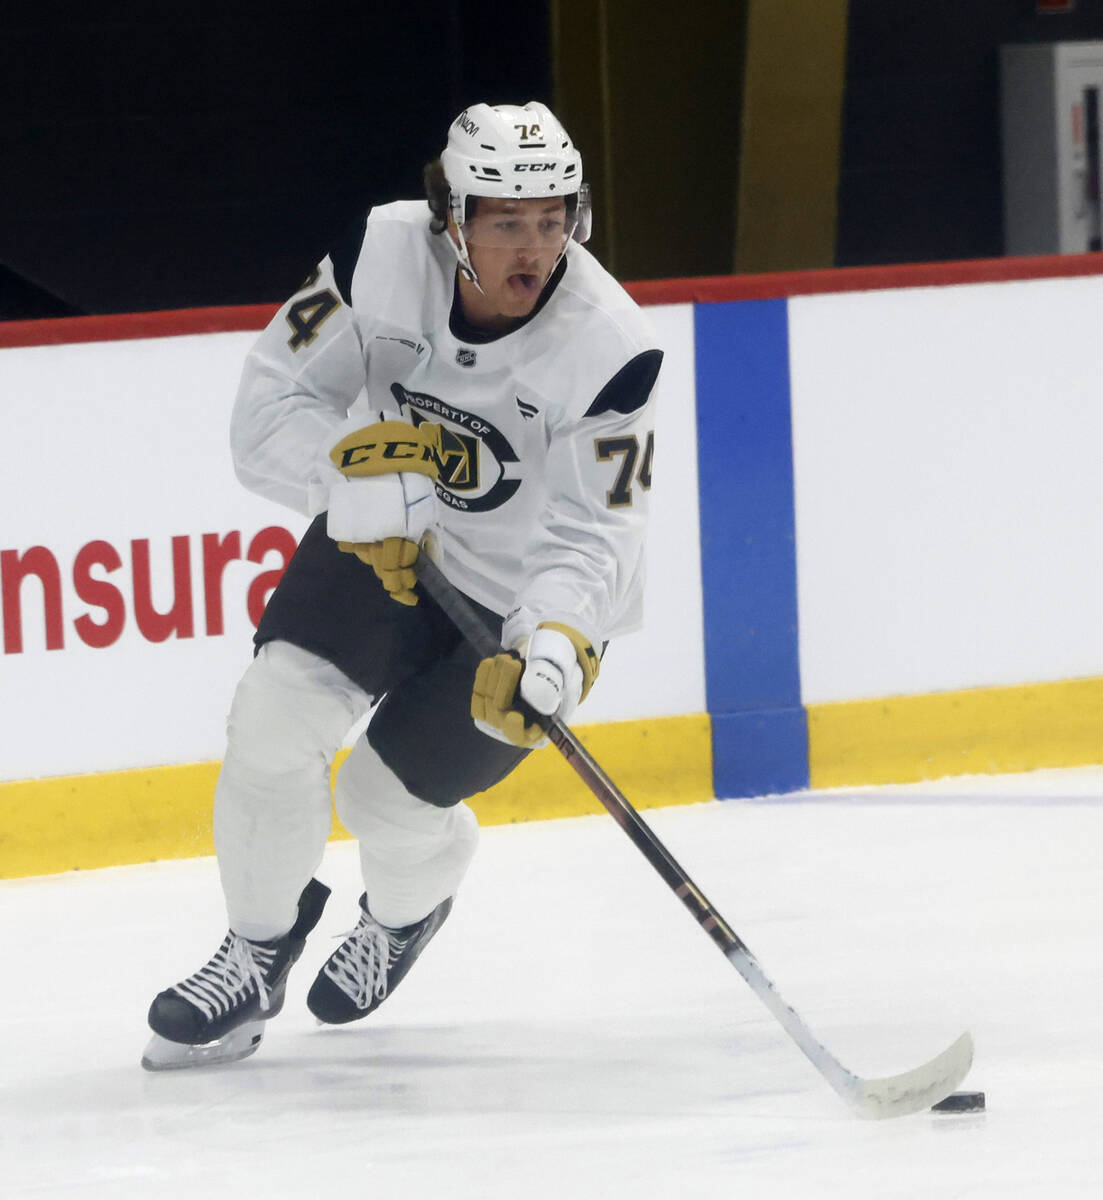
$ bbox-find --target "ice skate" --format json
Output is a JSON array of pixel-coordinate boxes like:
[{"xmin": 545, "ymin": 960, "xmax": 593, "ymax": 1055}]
[
  {"xmin": 142, "ymin": 877, "xmax": 330, "ymax": 1070},
  {"xmin": 306, "ymin": 894, "xmax": 452, "ymax": 1024}
]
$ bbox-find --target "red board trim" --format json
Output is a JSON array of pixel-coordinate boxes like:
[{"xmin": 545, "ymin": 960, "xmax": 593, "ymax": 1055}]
[{"xmin": 4, "ymin": 252, "xmax": 1103, "ymax": 349}]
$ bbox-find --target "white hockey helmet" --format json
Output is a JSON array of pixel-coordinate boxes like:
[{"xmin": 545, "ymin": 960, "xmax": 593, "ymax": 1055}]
[{"xmin": 440, "ymin": 102, "xmax": 591, "ymax": 287}]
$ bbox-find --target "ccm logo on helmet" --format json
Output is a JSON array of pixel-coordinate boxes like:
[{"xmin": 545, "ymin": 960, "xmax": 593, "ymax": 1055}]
[{"xmin": 514, "ymin": 163, "xmax": 556, "ymax": 172}]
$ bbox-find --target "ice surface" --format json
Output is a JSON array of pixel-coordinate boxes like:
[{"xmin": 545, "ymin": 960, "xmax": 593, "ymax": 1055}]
[{"xmin": 2, "ymin": 765, "xmax": 1101, "ymax": 1197}]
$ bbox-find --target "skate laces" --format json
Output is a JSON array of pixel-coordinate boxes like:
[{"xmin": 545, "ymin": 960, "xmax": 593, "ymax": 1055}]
[
  {"xmin": 324, "ymin": 912, "xmax": 410, "ymax": 1008},
  {"xmin": 172, "ymin": 934, "xmax": 278, "ymax": 1019}
]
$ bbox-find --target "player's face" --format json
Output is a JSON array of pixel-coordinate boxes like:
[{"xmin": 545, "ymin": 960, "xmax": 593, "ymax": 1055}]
[{"xmin": 455, "ymin": 196, "xmax": 569, "ymax": 328}]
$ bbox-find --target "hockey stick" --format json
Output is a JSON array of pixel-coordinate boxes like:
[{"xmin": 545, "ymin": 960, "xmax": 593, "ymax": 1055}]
[{"xmin": 416, "ymin": 555, "xmax": 974, "ymax": 1119}]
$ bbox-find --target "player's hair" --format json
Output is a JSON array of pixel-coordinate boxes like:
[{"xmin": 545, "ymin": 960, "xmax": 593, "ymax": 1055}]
[{"xmin": 423, "ymin": 158, "xmax": 450, "ymax": 234}]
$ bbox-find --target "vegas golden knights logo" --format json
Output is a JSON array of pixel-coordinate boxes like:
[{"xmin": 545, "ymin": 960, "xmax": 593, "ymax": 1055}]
[
  {"xmin": 391, "ymin": 382, "xmax": 522, "ymax": 513},
  {"xmin": 430, "ymin": 424, "xmax": 479, "ymax": 489}
]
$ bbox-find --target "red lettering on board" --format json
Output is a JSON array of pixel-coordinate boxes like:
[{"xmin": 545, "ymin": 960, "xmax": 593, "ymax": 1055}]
[
  {"xmin": 72, "ymin": 540, "xmax": 126, "ymax": 648},
  {"xmin": 0, "ymin": 528, "xmax": 298, "ymax": 655},
  {"xmin": 246, "ymin": 526, "xmax": 298, "ymax": 628},
  {"xmin": 1, "ymin": 547, "xmax": 65, "ymax": 653},
  {"xmin": 132, "ymin": 536, "xmax": 195, "ymax": 642},
  {"xmin": 202, "ymin": 531, "xmax": 243, "ymax": 636}
]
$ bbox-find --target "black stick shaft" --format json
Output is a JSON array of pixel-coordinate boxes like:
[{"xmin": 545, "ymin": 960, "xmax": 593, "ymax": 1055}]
[
  {"xmin": 416, "ymin": 558, "xmax": 977, "ymax": 1120},
  {"xmin": 416, "ymin": 555, "xmax": 747, "ymax": 957}
]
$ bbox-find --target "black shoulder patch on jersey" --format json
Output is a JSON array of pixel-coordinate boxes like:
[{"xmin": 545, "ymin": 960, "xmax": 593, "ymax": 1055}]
[
  {"xmin": 584, "ymin": 348, "xmax": 664, "ymax": 418},
  {"xmin": 330, "ymin": 211, "xmax": 369, "ymax": 305}
]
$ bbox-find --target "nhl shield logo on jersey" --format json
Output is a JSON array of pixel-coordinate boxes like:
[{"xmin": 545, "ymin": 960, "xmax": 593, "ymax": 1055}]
[
  {"xmin": 390, "ymin": 382, "xmax": 521, "ymax": 512},
  {"xmin": 456, "ymin": 348, "xmax": 477, "ymax": 368}
]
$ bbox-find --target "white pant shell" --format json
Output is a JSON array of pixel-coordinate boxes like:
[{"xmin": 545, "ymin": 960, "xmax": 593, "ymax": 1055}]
[{"xmin": 213, "ymin": 640, "xmax": 478, "ymax": 940}]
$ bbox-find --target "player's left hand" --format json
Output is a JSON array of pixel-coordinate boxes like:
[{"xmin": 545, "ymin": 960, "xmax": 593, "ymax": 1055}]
[{"xmin": 472, "ymin": 623, "xmax": 599, "ymax": 747}]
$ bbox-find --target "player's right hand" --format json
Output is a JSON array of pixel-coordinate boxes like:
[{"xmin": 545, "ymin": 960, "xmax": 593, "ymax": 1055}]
[
  {"xmin": 327, "ymin": 471, "xmax": 436, "ymax": 605},
  {"xmin": 324, "ymin": 418, "xmax": 439, "ymax": 605},
  {"xmin": 337, "ymin": 537, "xmax": 420, "ymax": 606},
  {"xmin": 326, "ymin": 468, "xmax": 436, "ymax": 545}
]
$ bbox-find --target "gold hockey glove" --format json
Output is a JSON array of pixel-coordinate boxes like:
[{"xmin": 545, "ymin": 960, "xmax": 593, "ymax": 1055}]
[
  {"xmin": 328, "ymin": 419, "xmax": 442, "ymax": 606},
  {"xmin": 329, "ymin": 420, "xmax": 443, "ymax": 479},
  {"xmin": 471, "ymin": 652, "xmax": 547, "ymax": 748},
  {"xmin": 471, "ymin": 622, "xmax": 600, "ymax": 747},
  {"xmin": 338, "ymin": 537, "xmax": 420, "ymax": 606}
]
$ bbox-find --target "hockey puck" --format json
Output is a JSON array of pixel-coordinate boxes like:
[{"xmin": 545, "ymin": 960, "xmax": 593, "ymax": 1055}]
[{"xmin": 931, "ymin": 1091, "xmax": 985, "ymax": 1113}]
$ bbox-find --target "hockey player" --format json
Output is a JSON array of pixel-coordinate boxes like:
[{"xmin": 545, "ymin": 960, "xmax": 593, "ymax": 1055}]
[{"xmin": 143, "ymin": 101, "xmax": 662, "ymax": 1069}]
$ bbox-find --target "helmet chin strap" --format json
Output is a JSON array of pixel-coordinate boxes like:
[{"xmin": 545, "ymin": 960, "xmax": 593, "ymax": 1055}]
[{"xmin": 447, "ymin": 224, "xmax": 487, "ymax": 296}]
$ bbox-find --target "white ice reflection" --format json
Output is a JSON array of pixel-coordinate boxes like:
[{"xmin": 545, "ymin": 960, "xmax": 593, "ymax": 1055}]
[{"xmin": 2, "ymin": 765, "xmax": 1101, "ymax": 1197}]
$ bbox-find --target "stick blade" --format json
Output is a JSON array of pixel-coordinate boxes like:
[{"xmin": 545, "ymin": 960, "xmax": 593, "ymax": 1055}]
[{"xmin": 841, "ymin": 1031, "xmax": 974, "ymax": 1120}]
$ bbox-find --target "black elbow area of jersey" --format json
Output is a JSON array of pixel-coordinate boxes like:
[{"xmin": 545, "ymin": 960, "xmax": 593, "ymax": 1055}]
[
  {"xmin": 584, "ymin": 348, "xmax": 664, "ymax": 418},
  {"xmin": 330, "ymin": 211, "xmax": 369, "ymax": 306}
]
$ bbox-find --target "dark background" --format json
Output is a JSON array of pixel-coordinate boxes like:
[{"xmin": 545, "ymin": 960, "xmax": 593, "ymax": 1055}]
[
  {"xmin": 837, "ymin": 0, "xmax": 1103, "ymax": 266},
  {"xmin": 5, "ymin": 1, "xmax": 1103, "ymax": 321}
]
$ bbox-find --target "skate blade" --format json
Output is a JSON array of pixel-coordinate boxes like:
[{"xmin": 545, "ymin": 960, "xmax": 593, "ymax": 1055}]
[{"xmin": 141, "ymin": 1021, "xmax": 265, "ymax": 1071}]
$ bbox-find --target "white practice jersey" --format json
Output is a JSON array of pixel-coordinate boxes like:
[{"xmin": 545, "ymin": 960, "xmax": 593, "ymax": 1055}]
[{"xmin": 232, "ymin": 200, "xmax": 662, "ymax": 648}]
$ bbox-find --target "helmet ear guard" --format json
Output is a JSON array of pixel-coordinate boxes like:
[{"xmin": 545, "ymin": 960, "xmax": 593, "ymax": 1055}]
[{"xmin": 568, "ymin": 184, "xmax": 592, "ymax": 245}]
